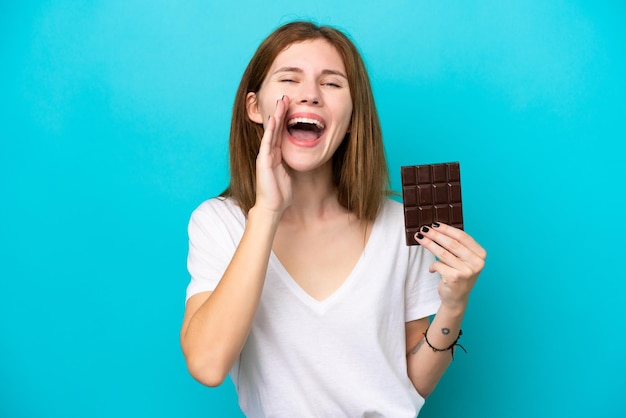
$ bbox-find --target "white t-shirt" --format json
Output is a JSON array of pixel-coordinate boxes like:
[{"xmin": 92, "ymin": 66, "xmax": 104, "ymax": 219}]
[{"xmin": 186, "ymin": 197, "xmax": 441, "ymax": 417}]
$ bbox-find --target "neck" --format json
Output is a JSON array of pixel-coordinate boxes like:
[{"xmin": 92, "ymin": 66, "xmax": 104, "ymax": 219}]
[{"xmin": 281, "ymin": 165, "xmax": 346, "ymax": 224}]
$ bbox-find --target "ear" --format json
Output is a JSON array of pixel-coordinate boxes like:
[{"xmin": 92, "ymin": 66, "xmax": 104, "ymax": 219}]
[{"xmin": 246, "ymin": 92, "xmax": 264, "ymax": 124}]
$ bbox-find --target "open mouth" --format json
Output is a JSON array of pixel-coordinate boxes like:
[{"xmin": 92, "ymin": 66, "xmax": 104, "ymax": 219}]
[{"xmin": 286, "ymin": 117, "xmax": 325, "ymax": 141}]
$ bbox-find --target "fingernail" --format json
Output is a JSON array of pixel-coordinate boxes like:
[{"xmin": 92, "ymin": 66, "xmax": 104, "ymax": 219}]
[
  {"xmin": 421, "ymin": 226, "xmax": 429, "ymax": 233},
  {"xmin": 268, "ymin": 115, "xmax": 271, "ymax": 121},
  {"xmin": 432, "ymin": 222, "xmax": 440, "ymax": 228},
  {"xmin": 416, "ymin": 233, "xmax": 424, "ymax": 240},
  {"xmin": 281, "ymin": 95, "xmax": 285, "ymax": 100}
]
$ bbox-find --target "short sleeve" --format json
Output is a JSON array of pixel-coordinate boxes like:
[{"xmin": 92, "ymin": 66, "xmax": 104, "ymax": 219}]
[
  {"xmin": 185, "ymin": 199, "xmax": 244, "ymax": 302},
  {"xmin": 404, "ymin": 245, "xmax": 441, "ymax": 322}
]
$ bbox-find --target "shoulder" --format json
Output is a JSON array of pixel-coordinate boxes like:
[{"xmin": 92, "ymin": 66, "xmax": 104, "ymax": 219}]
[
  {"xmin": 374, "ymin": 198, "xmax": 428, "ymax": 257},
  {"xmin": 376, "ymin": 198, "xmax": 404, "ymax": 225},
  {"xmin": 191, "ymin": 196, "xmax": 244, "ymax": 221},
  {"xmin": 189, "ymin": 196, "xmax": 246, "ymax": 233},
  {"xmin": 367, "ymin": 198, "xmax": 406, "ymax": 247}
]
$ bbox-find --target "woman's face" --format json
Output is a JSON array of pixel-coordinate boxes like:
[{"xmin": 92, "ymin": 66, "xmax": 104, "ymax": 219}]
[{"xmin": 246, "ymin": 39, "xmax": 353, "ymax": 173}]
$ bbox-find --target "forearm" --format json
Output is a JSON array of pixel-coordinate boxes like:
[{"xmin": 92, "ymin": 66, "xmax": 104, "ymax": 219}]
[
  {"xmin": 181, "ymin": 206, "xmax": 281, "ymax": 385},
  {"xmin": 407, "ymin": 303, "xmax": 467, "ymax": 398}
]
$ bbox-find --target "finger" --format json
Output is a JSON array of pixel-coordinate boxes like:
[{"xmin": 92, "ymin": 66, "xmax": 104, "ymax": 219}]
[
  {"xmin": 418, "ymin": 225, "xmax": 474, "ymax": 262},
  {"xmin": 416, "ymin": 228, "xmax": 485, "ymax": 277},
  {"xmin": 272, "ymin": 95, "xmax": 289, "ymax": 148},
  {"xmin": 415, "ymin": 232, "xmax": 468, "ymax": 272},
  {"xmin": 428, "ymin": 255, "xmax": 475, "ymax": 280},
  {"xmin": 258, "ymin": 114, "xmax": 276, "ymax": 157},
  {"xmin": 429, "ymin": 222, "xmax": 487, "ymax": 260},
  {"xmin": 428, "ymin": 260, "xmax": 458, "ymax": 281},
  {"xmin": 259, "ymin": 95, "xmax": 289, "ymax": 155}
]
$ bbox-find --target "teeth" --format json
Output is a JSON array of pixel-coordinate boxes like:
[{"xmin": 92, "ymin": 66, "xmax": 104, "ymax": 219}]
[{"xmin": 287, "ymin": 117, "xmax": 325, "ymax": 129}]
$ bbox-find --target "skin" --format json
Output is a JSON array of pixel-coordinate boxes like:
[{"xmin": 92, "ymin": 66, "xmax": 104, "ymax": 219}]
[
  {"xmin": 245, "ymin": 40, "xmax": 364, "ymax": 300},
  {"xmin": 246, "ymin": 39, "xmax": 353, "ymax": 183},
  {"xmin": 407, "ymin": 223, "xmax": 486, "ymax": 397},
  {"xmin": 180, "ymin": 39, "xmax": 487, "ymax": 399}
]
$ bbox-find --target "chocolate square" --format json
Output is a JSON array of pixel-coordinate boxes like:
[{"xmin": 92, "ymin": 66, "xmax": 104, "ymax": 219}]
[{"xmin": 401, "ymin": 162, "xmax": 464, "ymax": 245}]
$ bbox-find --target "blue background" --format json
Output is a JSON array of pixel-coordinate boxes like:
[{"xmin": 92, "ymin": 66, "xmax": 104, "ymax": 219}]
[{"xmin": 2, "ymin": 1, "xmax": 624, "ymax": 417}]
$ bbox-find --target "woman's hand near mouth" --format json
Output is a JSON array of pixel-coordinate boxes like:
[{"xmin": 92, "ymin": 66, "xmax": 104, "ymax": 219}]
[{"xmin": 254, "ymin": 95, "xmax": 293, "ymax": 217}]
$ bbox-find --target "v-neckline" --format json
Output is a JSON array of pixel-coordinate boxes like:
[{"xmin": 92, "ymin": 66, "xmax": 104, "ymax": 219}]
[{"xmin": 269, "ymin": 207, "xmax": 382, "ymax": 313}]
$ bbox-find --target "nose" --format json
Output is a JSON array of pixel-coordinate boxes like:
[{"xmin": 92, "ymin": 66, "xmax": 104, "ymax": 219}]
[
  {"xmin": 300, "ymin": 96, "xmax": 319, "ymax": 105},
  {"xmin": 297, "ymin": 81, "xmax": 322, "ymax": 106}
]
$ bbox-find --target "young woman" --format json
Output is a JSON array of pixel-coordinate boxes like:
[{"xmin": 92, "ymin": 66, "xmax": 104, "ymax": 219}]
[{"xmin": 180, "ymin": 21, "xmax": 486, "ymax": 417}]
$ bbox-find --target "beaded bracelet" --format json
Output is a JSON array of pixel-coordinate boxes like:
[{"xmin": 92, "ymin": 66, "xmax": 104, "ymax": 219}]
[{"xmin": 423, "ymin": 327, "xmax": 467, "ymax": 360}]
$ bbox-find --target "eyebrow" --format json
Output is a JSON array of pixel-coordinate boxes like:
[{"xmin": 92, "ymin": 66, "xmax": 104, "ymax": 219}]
[{"xmin": 272, "ymin": 66, "xmax": 348, "ymax": 79}]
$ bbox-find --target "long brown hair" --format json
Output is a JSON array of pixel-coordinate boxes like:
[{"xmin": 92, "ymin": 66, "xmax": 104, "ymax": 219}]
[{"xmin": 222, "ymin": 21, "xmax": 389, "ymax": 220}]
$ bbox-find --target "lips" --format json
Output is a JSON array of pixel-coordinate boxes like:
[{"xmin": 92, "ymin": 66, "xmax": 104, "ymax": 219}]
[{"xmin": 286, "ymin": 113, "xmax": 326, "ymax": 144}]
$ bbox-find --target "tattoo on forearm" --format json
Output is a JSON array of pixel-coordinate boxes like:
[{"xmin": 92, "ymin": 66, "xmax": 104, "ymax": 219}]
[
  {"xmin": 411, "ymin": 338, "xmax": 425, "ymax": 355},
  {"xmin": 441, "ymin": 328, "xmax": 450, "ymax": 335}
]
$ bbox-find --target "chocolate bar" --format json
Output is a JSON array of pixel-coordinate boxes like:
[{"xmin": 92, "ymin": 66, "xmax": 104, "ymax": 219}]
[{"xmin": 401, "ymin": 162, "xmax": 464, "ymax": 246}]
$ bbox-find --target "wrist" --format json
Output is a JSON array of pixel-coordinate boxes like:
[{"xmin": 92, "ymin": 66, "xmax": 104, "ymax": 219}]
[
  {"xmin": 248, "ymin": 205, "xmax": 283, "ymax": 225},
  {"xmin": 423, "ymin": 326, "xmax": 467, "ymax": 359},
  {"xmin": 438, "ymin": 299, "xmax": 468, "ymax": 319}
]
